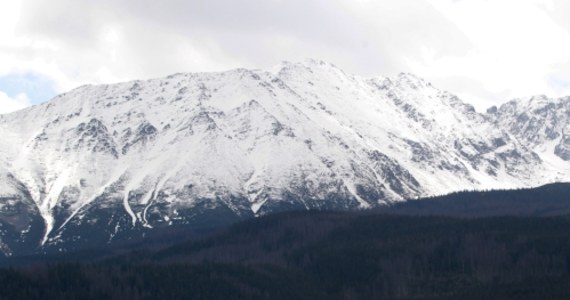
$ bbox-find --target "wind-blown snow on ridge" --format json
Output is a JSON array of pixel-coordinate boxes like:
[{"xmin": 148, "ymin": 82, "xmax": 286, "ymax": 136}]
[{"xmin": 0, "ymin": 59, "xmax": 566, "ymax": 255}]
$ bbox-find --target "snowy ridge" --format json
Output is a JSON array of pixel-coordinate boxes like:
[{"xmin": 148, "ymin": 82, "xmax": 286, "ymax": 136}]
[{"xmin": 0, "ymin": 59, "xmax": 567, "ymax": 255}]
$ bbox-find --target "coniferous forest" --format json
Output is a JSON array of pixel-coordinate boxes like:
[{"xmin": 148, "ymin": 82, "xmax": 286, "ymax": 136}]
[{"xmin": 3, "ymin": 183, "xmax": 570, "ymax": 299}]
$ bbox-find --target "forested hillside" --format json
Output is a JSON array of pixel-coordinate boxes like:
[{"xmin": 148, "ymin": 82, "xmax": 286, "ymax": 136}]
[{"xmin": 3, "ymin": 183, "xmax": 570, "ymax": 299}]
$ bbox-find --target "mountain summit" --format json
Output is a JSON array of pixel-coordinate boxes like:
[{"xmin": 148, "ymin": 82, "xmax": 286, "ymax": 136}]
[{"xmin": 0, "ymin": 59, "xmax": 567, "ymax": 255}]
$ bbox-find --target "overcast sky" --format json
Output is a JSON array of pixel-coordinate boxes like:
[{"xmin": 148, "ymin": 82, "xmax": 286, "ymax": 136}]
[{"xmin": 1, "ymin": 0, "xmax": 570, "ymax": 114}]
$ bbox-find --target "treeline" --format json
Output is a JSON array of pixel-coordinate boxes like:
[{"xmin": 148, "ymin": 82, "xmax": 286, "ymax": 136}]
[
  {"xmin": 3, "ymin": 212, "xmax": 570, "ymax": 299},
  {"xmin": 382, "ymin": 182, "xmax": 570, "ymax": 217}
]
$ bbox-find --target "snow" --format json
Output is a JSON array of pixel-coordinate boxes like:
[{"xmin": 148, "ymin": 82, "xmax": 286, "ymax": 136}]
[{"xmin": 0, "ymin": 58, "xmax": 568, "ymax": 245}]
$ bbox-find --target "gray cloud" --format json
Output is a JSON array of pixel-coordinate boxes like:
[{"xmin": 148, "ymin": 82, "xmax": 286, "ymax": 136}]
[{"xmin": 15, "ymin": 0, "xmax": 471, "ymax": 75}]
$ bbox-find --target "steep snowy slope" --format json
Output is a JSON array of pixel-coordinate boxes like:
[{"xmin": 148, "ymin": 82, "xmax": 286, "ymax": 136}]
[
  {"xmin": 488, "ymin": 95, "xmax": 570, "ymax": 171},
  {"xmin": 0, "ymin": 59, "xmax": 564, "ymax": 255}
]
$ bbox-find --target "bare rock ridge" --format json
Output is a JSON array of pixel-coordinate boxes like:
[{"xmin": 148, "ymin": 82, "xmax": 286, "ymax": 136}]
[{"xmin": 0, "ymin": 59, "xmax": 568, "ymax": 255}]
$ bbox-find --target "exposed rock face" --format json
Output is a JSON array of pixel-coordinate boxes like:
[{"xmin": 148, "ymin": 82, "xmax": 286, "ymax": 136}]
[{"xmin": 488, "ymin": 95, "xmax": 570, "ymax": 163}]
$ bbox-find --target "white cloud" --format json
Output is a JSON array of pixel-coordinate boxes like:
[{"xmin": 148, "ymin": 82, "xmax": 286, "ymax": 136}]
[
  {"xmin": 2, "ymin": 0, "xmax": 570, "ymax": 112},
  {"xmin": 0, "ymin": 0, "xmax": 466, "ymax": 90},
  {"xmin": 412, "ymin": 0, "xmax": 570, "ymax": 110},
  {"xmin": 0, "ymin": 91, "xmax": 31, "ymax": 114}
]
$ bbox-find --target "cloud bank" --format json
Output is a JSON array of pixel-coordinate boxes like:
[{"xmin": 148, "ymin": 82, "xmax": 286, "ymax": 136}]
[
  {"xmin": 1, "ymin": 0, "xmax": 570, "ymax": 113},
  {"xmin": 0, "ymin": 92, "xmax": 31, "ymax": 114}
]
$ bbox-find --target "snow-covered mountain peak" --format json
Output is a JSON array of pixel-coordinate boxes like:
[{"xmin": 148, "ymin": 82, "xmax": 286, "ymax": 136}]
[
  {"xmin": 0, "ymin": 60, "xmax": 568, "ymax": 255},
  {"xmin": 393, "ymin": 72, "xmax": 432, "ymax": 90}
]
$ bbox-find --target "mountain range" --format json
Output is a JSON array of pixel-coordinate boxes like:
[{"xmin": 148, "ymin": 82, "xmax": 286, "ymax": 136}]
[{"xmin": 0, "ymin": 59, "xmax": 569, "ymax": 256}]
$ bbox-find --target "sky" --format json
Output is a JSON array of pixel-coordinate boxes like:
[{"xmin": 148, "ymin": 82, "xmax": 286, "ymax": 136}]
[{"xmin": 1, "ymin": 0, "xmax": 570, "ymax": 114}]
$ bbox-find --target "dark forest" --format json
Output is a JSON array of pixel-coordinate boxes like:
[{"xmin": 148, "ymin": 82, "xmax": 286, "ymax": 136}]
[{"xmin": 3, "ymin": 183, "xmax": 570, "ymax": 299}]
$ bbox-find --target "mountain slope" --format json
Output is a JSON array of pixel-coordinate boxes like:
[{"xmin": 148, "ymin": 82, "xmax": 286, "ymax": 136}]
[
  {"xmin": 488, "ymin": 95, "xmax": 570, "ymax": 168},
  {"xmin": 0, "ymin": 59, "xmax": 566, "ymax": 255}
]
